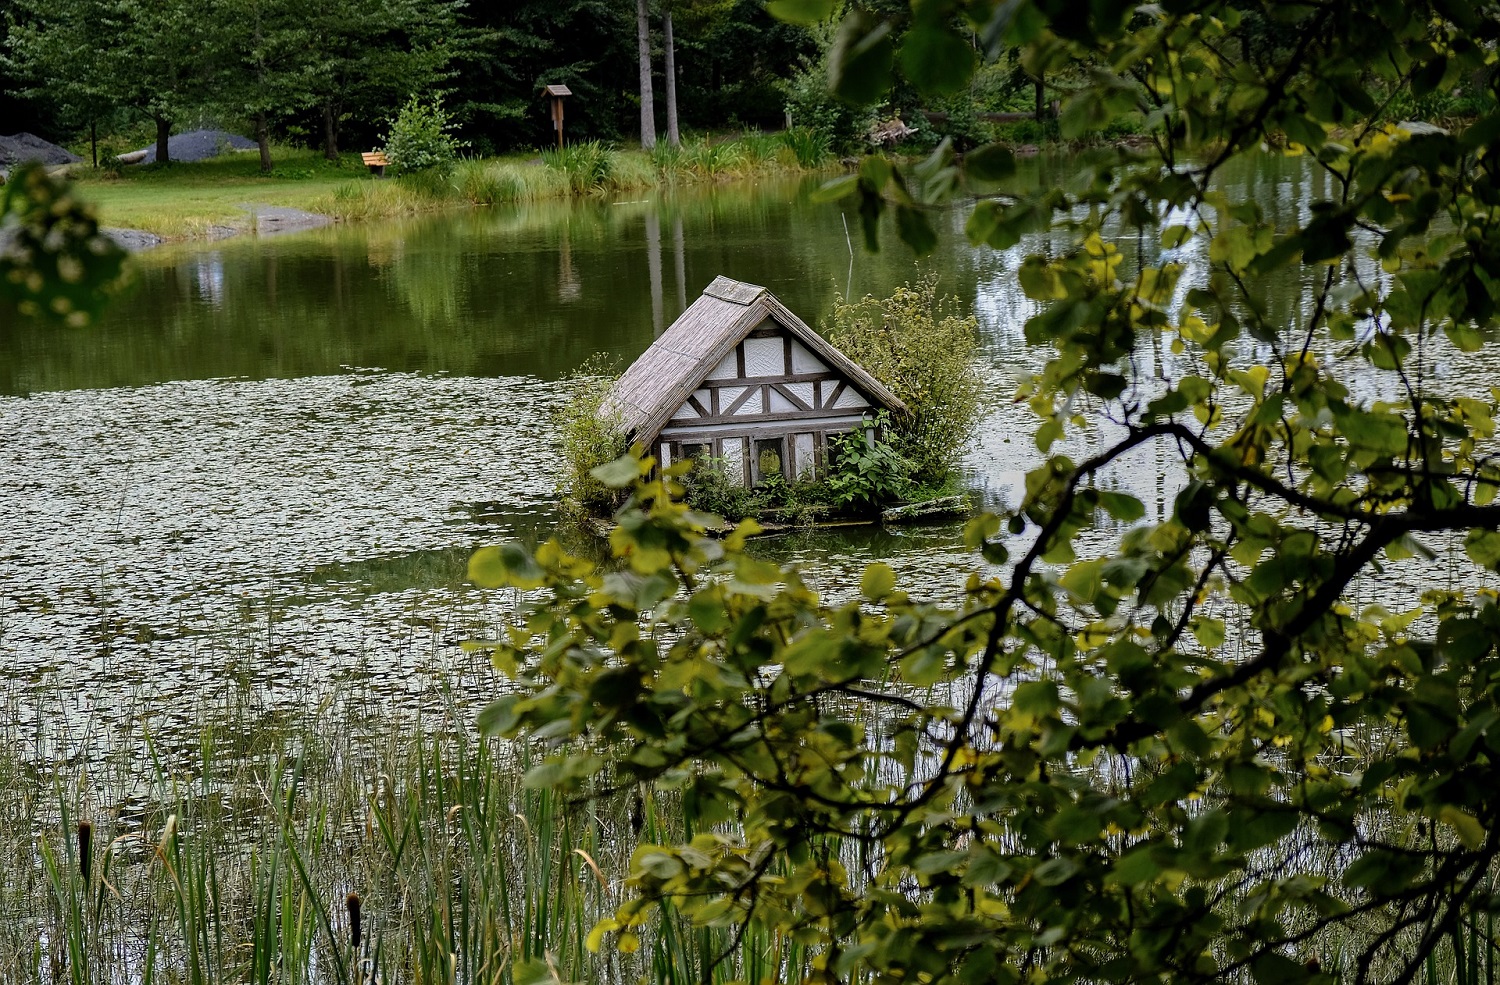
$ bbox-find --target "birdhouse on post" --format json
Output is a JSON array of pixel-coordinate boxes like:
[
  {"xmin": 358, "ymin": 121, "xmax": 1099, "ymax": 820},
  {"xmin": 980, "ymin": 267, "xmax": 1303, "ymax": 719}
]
[{"xmin": 541, "ymin": 84, "xmax": 572, "ymax": 151}]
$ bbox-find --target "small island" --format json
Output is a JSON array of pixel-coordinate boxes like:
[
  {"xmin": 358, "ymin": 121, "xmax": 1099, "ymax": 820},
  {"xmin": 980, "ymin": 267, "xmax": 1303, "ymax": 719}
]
[{"xmin": 561, "ymin": 275, "xmax": 983, "ymax": 527}]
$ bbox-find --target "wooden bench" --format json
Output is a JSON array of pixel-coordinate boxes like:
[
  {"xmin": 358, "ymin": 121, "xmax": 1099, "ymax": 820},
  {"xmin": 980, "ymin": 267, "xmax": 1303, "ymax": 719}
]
[{"xmin": 361, "ymin": 151, "xmax": 388, "ymax": 177}]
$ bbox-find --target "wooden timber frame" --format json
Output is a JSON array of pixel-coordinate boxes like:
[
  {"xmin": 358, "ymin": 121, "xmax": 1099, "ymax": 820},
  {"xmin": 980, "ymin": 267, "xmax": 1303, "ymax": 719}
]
[{"xmin": 604, "ymin": 275, "xmax": 907, "ymax": 487}]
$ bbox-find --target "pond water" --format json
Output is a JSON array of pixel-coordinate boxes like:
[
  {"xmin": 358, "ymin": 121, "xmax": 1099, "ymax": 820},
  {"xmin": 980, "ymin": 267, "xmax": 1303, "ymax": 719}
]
[{"xmin": 1, "ymin": 155, "xmax": 1494, "ymax": 759}]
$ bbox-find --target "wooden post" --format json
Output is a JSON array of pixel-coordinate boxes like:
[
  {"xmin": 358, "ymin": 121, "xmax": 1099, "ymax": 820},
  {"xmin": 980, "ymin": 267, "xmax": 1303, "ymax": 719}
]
[{"xmin": 541, "ymin": 84, "xmax": 573, "ymax": 150}]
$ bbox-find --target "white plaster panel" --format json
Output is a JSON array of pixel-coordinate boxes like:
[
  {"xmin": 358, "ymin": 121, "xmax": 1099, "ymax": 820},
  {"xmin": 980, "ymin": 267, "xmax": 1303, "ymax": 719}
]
[
  {"xmin": 659, "ymin": 443, "xmax": 672, "ymax": 466},
  {"xmin": 790, "ymin": 340, "xmax": 828, "ymax": 375},
  {"xmin": 833, "ymin": 388, "xmax": 870, "ymax": 410},
  {"xmin": 786, "ymin": 382, "xmax": 816, "ymax": 406},
  {"xmin": 768, "ymin": 389, "xmax": 797, "ymax": 413},
  {"xmin": 742, "ymin": 336, "xmax": 784, "ymax": 377},
  {"xmin": 672, "ymin": 400, "xmax": 699, "ymax": 420},
  {"xmin": 720, "ymin": 437, "xmax": 745, "ymax": 484},
  {"xmin": 727, "ymin": 387, "xmax": 761, "ymax": 416},
  {"xmin": 705, "ymin": 351, "xmax": 738, "ymax": 380},
  {"xmin": 717, "ymin": 386, "xmax": 747, "ymax": 413},
  {"xmin": 692, "ymin": 389, "xmax": 713, "ymax": 410},
  {"xmin": 793, "ymin": 433, "xmax": 816, "ymax": 478}
]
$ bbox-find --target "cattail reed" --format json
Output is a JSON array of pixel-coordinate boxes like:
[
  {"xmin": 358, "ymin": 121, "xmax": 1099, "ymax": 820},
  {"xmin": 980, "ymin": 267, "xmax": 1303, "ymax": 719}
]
[
  {"xmin": 347, "ymin": 892, "xmax": 362, "ymax": 951},
  {"xmin": 77, "ymin": 820, "xmax": 92, "ymax": 883}
]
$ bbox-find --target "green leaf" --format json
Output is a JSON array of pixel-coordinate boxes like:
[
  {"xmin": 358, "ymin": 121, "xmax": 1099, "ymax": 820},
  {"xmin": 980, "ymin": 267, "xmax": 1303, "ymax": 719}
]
[
  {"xmin": 860, "ymin": 562, "xmax": 897, "ymax": 601},
  {"xmin": 1096, "ymin": 490, "xmax": 1144, "ymax": 522},
  {"xmin": 511, "ymin": 957, "xmax": 560, "ymax": 985},
  {"xmin": 964, "ymin": 144, "xmax": 1015, "ymax": 183},
  {"xmin": 765, "ymin": 0, "xmax": 837, "ymax": 26},
  {"xmin": 899, "ymin": 25, "xmax": 976, "ymax": 97},
  {"xmin": 1437, "ymin": 806, "xmax": 1485, "ymax": 849},
  {"xmin": 591, "ymin": 454, "xmax": 645, "ymax": 488},
  {"xmin": 1013, "ymin": 680, "xmax": 1060, "ymax": 718},
  {"xmin": 811, "ymin": 175, "xmax": 858, "ymax": 205},
  {"xmin": 1107, "ymin": 845, "xmax": 1162, "ymax": 886},
  {"xmin": 829, "ymin": 13, "xmax": 895, "ymax": 106},
  {"xmin": 1464, "ymin": 529, "xmax": 1500, "ymax": 569},
  {"xmin": 477, "ymin": 695, "xmax": 522, "ymax": 736},
  {"xmin": 895, "ymin": 205, "xmax": 937, "ymax": 256},
  {"xmin": 1250, "ymin": 952, "xmax": 1307, "ymax": 985},
  {"xmin": 1032, "ymin": 856, "xmax": 1080, "ymax": 886},
  {"xmin": 468, "ymin": 543, "xmax": 545, "ymax": 589}
]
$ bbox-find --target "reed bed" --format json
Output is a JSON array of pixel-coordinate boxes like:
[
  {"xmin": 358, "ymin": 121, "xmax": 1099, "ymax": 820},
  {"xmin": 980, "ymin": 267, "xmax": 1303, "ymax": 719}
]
[
  {"xmin": 312, "ymin": 129, "xmax": 833, "ymax": 223},
  {"xmin": 0, "ymin": 675, "xmax": 810, "ymax": 985}
]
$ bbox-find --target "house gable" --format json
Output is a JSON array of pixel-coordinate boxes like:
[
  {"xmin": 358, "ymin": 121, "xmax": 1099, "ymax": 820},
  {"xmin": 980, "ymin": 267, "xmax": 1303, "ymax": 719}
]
[
  {"xmin": 660, "ymin": 319, "xmax": 874, "ymax": 433},
  {"xmin": 604, "ymin": 276, "xmax": 906, "ymax": 485}
]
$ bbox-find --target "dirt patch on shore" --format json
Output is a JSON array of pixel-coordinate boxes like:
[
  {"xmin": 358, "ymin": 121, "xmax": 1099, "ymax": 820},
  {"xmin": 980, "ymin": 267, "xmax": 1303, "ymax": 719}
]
[
  {"xmin": 240, "ymin": 204, "xmax": 333, "ymax": 236},
  {"xmin": 100, "ymin": 203, "xmax": 334, "ymax": 252}
]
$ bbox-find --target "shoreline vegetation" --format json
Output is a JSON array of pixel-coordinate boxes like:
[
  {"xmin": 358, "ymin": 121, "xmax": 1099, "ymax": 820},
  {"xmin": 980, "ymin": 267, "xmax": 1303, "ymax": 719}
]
[
  {"xmin": 0, "ymin": 670, "xmax": 764, "ymax": 985},
  {"xmin": 57, "ymin": 130, "xmax": 838, "ymax": 248}
]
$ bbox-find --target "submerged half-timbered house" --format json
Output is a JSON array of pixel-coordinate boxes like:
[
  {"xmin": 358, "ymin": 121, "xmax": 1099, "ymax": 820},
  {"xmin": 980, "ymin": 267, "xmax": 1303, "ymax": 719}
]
[{"xmin": 606, "ymin": 276, "xmax": 907, "ymax": 486}]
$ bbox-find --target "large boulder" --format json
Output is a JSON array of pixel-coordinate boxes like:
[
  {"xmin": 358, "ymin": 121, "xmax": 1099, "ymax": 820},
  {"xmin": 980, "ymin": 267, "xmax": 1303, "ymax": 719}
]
[
  {"xmin": 132, "ymin": 129, "xmax": 257, "ymax": 164},
  {"xmin": 0, "ymin": 133, "xmax": 83, "ymax": 167}
]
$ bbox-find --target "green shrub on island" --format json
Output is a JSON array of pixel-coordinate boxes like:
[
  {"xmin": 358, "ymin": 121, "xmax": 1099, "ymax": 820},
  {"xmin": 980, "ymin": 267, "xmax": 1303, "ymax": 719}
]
[
  {"xmin": 671, "ymin": 422, "xmax": 917, "ymax": 525},
  {"xmin": 822, "ymin": 419, "xmax": 913, "ymax": 510},
  {"xmin": 553, "ymin": 355, "xmax": 628, "ymax": 513},
  {"xmin": 382, "ymin": 96, "xmax": 463, "ymax": 176},
  {"xmin": 825, "ymin": 277, "xmax": 985, "ymax": 484}
]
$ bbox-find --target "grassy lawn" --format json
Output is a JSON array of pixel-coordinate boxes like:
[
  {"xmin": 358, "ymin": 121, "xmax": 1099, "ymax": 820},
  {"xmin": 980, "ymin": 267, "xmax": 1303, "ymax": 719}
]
[
  {"xmin": 59, "ymin": 134, "xmax": 824, "ymax": 240},
  {"xmin": 67, "ymin": 145, "xmax": 376, "ymax": 238}
]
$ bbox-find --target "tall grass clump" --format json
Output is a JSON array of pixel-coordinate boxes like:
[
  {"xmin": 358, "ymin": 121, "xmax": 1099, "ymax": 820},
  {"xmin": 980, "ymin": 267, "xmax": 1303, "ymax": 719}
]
[
  {"xmin": 680, "ymin": 138, "xmax": 745, "ymax": 179},
  {"xmin": 542, "ymin": 140, "xmax": 617, "ymax": 194},
  {"xmin": 649, "ymin": 141, "xmax": 685, "ymax": 174},
  {"xmin": 733, "ymin": 129, "xmax": 785, "ymax": 168},
  {"xmin": 781, "ymin": 126, "xmax": 832, "ymax": 168},
  {"xmin": 319, "ymin": 177, "xmax": 452, "ymax": 221}
]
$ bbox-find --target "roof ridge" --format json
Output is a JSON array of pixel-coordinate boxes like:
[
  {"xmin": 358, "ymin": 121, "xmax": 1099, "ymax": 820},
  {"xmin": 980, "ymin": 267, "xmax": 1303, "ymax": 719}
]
[{"xmin": 702, "ymin": 275, "xmax": 766, "ymax": 305}]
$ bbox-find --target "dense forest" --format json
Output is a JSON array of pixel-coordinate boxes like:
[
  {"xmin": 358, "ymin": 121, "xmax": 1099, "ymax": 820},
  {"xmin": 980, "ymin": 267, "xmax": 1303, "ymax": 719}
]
[
  {"xmin": 0, "ymin": 0, "xmax": 818, "ymax": 161},
  {"xmin": 8, "ymin": 1, "xmax": 1490, "ymax": 172}
]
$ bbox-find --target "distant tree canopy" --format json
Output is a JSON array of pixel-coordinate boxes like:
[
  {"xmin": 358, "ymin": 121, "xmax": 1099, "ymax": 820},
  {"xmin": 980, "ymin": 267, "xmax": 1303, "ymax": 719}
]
[{"xmin": 0, "ymin": 0, "xmax": 818, "ymax": 164}]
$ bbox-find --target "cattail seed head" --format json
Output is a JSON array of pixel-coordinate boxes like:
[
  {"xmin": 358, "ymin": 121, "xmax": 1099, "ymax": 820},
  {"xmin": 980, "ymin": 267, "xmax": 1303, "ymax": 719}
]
[
  {"xmin": 77, "ymin": 820, "xmax": 93, "ymax": 883},
  {"xmin": 347, "ymin": 892, "xmax": 362, "ymax": 951}
]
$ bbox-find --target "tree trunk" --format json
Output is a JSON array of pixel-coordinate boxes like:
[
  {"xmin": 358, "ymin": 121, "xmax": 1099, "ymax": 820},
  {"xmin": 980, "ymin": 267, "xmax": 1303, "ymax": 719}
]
[
  {"xmin": 255, "ymin": 111, "xmax": 273, "ymax": 173},
  {"xmin": 636, "ymin": 0, "xmax": 656, "ymax": 150},
  {"xmin": 664, "ymin": 8, "xmax": 679, "ymax": 148},
  {"xmin": 1033, "ymin": 71, "xmax": 1045, "ymax": 121},
  {"xmin": 154, "ymin": 116, "xmax": 172, "ymax": 165},
  {"xmin": 322, "ymin": 103, "xmax": 340, "ymax": 161}
]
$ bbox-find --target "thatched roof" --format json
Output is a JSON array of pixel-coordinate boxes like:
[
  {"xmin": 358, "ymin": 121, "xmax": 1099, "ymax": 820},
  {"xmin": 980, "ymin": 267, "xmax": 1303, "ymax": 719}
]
[{"xmin": 605, "ymin": 275, "xmax": 907, "ymax": 445}]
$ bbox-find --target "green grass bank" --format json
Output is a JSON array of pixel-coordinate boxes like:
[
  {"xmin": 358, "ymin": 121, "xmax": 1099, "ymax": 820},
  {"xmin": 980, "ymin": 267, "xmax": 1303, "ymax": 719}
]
[{"xmin": 64, "ymin": 130, "xmax": 834, "ymax": 243}]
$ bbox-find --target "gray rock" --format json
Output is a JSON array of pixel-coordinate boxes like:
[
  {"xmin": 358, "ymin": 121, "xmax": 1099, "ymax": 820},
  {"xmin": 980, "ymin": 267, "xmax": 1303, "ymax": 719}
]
[
  {"xmin": 101, "ymin": 228, "xmax": 164, "ymax": 252},
  {"xmin": 131, "ymin": 129, "xmax": 257, "ymax": 164},
  {"xmin": 0, "ymin": 132, "xmax": 82, "ymax": 167}
]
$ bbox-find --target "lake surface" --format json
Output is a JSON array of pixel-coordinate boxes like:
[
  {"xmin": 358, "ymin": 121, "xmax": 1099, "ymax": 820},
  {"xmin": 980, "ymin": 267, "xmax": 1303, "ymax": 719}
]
[{"xmin": 1, "ymin": 156, "xmax": 1494, "ymax": 759}]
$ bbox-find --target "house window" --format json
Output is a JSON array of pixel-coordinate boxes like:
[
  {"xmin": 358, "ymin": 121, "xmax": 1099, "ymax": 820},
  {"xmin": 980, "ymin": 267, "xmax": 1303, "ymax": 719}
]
[
  {"xmin": 754, "ymin": 437, "xmax": 785, "ymax": 485},
  {"xmin": 678, "ymin": 441, "xmax": 710, "ymax": 465}
]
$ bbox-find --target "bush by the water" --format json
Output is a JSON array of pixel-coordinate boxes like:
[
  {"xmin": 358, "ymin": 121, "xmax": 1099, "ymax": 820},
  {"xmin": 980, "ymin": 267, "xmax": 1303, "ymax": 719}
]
[
  {"xmin": 825, "ymin": 278, "xmax": 984, "ymax": 483},
  {"xmin": 382, "ymin": 96, "xmax": 462, "ymax": 176},
  {"xmin": 554, "ymin": 356, "xmax": 628, "ymax": 512}
]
